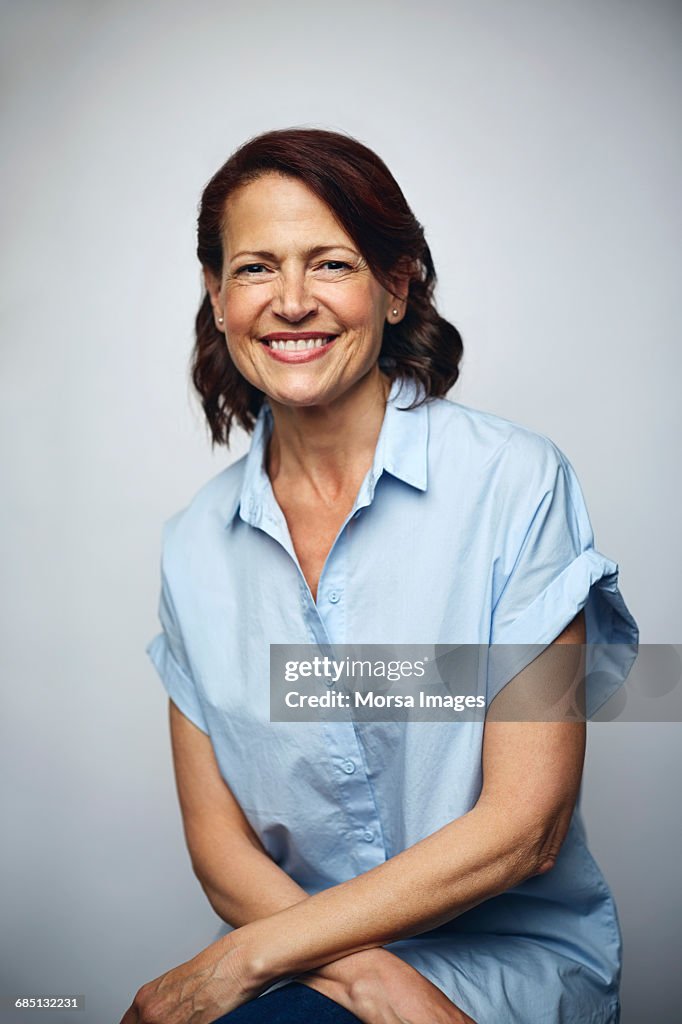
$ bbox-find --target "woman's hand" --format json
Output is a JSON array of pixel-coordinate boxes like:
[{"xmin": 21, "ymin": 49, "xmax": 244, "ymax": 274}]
[
  {"xmin": 298, "ymin": 947, "xmax": 477, "ymax": 1024},
  {"xmin": 118, "ymin": 931, "xmax": 262, "ymax": 1024},
  {"xmin": 117, "ymin": 936, "xmax": 477, "ymax": 1024}
]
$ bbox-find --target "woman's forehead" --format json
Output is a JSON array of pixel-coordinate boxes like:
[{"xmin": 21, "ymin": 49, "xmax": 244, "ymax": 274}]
[{"xmin": 222, "ymin": 173, "xmax": 353, "ymax": 254}]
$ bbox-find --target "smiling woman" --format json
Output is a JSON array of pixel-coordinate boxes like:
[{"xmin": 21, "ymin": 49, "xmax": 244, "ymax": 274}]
[
  {"xmin": 192, "ymin": 128, "xmax": 463, "ymax": 447},
  {"xmin": 124, "ymin": 128, "xmax": 638, "ymax": 1024},
  {"xmin": 203, "ymin": 173, "xmax": 400, "ymax": 409}
]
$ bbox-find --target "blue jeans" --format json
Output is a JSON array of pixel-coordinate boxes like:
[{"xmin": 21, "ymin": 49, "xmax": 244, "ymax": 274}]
[{"xmin": 211, "ymin": 981, "xmax": 361, "ymax": 1022}]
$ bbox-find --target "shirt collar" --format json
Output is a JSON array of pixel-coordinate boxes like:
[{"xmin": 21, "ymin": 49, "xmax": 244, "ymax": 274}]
[{"xmin": 224, "ymin": 375, "xmax": 429, "ymax": 527}]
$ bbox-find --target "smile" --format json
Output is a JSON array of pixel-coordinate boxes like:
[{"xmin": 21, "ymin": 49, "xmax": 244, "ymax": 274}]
[
  {"xmin": 259, "ymin": 334, "xmax": 339, "ymax": 363},
  {"xmin": 266, "ymin": 336, "xmax": 334, "ymax": 351}
]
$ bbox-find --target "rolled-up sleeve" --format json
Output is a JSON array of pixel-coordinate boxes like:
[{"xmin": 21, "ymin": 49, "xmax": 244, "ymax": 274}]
[
  {"xmin": 146, "ymin": 549, "xmax": 209, "ymax": 735},
  {"xmin": 489, "ymin": 441, "xmax": 639, "ymax": 715}
]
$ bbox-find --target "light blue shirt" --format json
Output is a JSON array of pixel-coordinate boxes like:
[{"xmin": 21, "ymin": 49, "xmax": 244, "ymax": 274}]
[{"xmin": 147, "ymin": 376, "xmax": 638, "ymax": 1024}]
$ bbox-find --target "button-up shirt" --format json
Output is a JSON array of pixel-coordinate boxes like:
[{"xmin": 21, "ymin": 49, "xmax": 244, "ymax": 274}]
[{"xmin": 147, "ymin": 376, "xmax": 638, "ymax": 1023}]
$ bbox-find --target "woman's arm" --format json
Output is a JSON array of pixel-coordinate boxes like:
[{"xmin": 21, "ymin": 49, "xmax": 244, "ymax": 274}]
[
  {"xmin": 168, "ymin": 698, "xmax": 308, "ymax": 924},
  {"xmin": 167, "ymin": 700, "xmax": 472, "ymax": 1022}
]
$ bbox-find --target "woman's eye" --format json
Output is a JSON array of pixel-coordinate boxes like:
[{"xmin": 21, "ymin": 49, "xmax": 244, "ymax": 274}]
[
  {"xmin": 320, "ymin": 261, "xmax": 351, "ymax": 271},
  {"xmin": 234, "ymin": 260, "xmax": 351, "ymax": 276},
  {"xmin": 236, "ymin": 264, "xmax": 268, "ymax": 275}
]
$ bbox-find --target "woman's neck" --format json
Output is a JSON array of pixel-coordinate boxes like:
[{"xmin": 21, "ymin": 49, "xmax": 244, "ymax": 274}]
[{"xmin": 265, "ymin": 368, "xmax": 390, "ymax": 507}]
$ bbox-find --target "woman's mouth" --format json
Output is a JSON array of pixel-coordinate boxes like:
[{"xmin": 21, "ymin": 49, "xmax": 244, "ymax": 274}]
[{"xmin": 259, "ymin": 334, "xmax": 339, "ymax": 363}]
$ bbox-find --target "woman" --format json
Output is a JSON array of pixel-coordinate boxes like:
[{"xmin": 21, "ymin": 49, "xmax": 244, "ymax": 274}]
[{"xmin": 123, "ymin": 128, "xmax": 638, "ymax": 1024}]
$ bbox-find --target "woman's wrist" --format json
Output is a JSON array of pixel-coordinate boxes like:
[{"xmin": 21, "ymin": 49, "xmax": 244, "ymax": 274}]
[
  {"xmin": 230, "ymin": 915, "xmax": 387, "ymax": 994},
  {"xmin": 226, "ymin": 917, "xmax": 290, "ymax": 992},
  {"xmin": 296, "ymin": 948, "xmax": 396, "ymax": 1017}
]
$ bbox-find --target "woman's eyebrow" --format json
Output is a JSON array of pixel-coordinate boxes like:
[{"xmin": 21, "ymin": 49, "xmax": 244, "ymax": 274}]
[{"xmin": 229, "ymin": 244, "xmax": 359, "ymax": 263}]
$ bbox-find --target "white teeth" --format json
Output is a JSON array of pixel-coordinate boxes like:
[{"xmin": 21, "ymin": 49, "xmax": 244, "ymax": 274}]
[{"xmin": 267, "ymin": 336, "xmax": 335, "ymax": 351}]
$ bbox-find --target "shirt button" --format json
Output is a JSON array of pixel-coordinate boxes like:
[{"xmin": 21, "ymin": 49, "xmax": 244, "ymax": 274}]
[
  {"xmin": 325, "ymin": 677, "xmax": 335, "ymax": 688},
  {"xmin": 342, "ymin": 759, "xmax": 356, "ymax": 774},
  {"xmin": 362, "ymin": 830, "xmax": 375, "ymax": 843},
  {"xmin": 329, "ymin": 590, "xmax": 341, "ymax": 604}
]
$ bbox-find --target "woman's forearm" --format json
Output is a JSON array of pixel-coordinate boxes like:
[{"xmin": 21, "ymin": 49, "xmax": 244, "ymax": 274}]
[
  {"xmin": 191, "ymin": 821, "xmax": 420, "ymax": 1014},
  {"xmin": 239, "ymin": 801, "xmax": 548, "ymax": 985},
  {"xmin": 191, "ymin": 828, "xmax": 312, "ymax": 926}
]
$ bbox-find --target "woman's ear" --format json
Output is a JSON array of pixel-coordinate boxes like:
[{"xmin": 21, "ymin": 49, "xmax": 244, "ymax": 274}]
[
  {"xmin": 203, "ymin": 267, "xmax": 224, "ymax": 329},
  {"xmin": 386, "ymin": 258, "xmax": 414, "ymax": 318}
]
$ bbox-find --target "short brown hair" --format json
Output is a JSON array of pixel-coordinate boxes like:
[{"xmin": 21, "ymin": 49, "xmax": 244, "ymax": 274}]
[{"xmin": 193, "ymin": 127, "xmax": 463, "ymax": 446}]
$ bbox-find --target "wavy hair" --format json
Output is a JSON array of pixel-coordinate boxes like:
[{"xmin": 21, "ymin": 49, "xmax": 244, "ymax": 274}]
[{"xmin": 193, "ymin": 127, "xmax": 463, "ymax": 446}]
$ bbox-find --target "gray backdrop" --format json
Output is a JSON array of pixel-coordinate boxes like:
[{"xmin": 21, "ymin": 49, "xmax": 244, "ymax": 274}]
[{"xmin": 1, "ymin": 1, "xmax": 680, "ymax": 1022}]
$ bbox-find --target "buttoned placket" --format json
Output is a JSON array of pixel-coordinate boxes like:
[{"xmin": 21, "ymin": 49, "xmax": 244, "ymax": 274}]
[{"xmin": 238, "ymin": 424, "xmax": 389, "ymax": 872}]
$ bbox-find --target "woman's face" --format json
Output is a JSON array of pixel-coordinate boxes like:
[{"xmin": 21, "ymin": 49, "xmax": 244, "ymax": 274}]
[{"xmin": 205, "ymin": 172, "xmax": 405, "ymax": 408}]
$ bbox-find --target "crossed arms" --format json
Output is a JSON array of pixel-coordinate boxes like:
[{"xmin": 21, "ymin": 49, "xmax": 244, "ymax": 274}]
[{"xmin": 122, "ymin": 612, "xmax": 586, "ymax": 1023}]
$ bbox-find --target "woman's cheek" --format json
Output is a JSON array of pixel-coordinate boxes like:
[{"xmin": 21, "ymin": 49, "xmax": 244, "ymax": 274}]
[
  {"xmin": 334, "ymin": 281, "xmax": 376, "ymax": 322},
  {"xmin": 225, "ymin": 294, "xmax": 261, "ymax": 335}
]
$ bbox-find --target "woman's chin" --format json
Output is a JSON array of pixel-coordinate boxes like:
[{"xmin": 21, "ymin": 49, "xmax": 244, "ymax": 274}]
[
  {"xmin": 257, "ymin": 360, "xmax": 384, "ymax": 411},
  {"xmin": 261, "ymin": 375, "xmax": 343, "ymax": 410}
]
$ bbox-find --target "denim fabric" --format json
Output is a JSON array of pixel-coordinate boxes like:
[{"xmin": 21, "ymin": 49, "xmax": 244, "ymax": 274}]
[{"xmin": 211, "ymin": 982, "xmax": 361, "ymax": 1023}]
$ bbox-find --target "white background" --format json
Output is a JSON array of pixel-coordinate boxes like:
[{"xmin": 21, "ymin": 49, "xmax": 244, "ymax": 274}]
[{"xmin": 1, "ymin": 1, "xmax": 680, "ymax": 1021}]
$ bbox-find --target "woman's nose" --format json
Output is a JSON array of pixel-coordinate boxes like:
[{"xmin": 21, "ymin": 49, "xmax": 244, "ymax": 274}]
[{"xmin": 271, "ymin": 268, "xmax": 318, "ymax": 322}]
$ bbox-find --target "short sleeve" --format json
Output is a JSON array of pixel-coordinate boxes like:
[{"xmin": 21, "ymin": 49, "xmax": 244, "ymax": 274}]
[
  {"xmin": 489, "ymin": 440, "xmax": 638, "ymax": 716},
  {"xmin": 146, "ymin": 537, "xmax": 210, "ymax": 735}
]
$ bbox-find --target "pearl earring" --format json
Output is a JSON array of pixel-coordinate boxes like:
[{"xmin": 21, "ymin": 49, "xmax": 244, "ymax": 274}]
[
  {"xmin": 217, "ymin": 316, "xmax": 224, "ymax": 324},
  {"xmin": 392, "ymin": 309, "xmax": 399, "ymax": 316}
]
